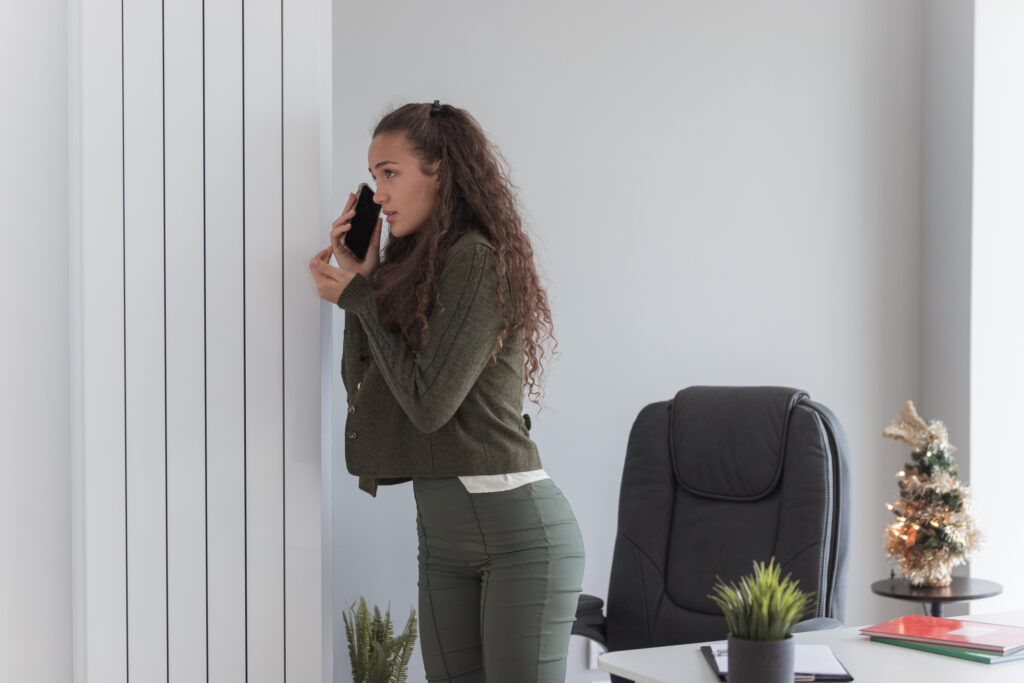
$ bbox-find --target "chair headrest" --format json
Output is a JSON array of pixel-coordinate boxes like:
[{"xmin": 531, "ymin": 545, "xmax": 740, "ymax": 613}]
[{"xmin": 670, "ymin": 386, "xmax": 807, "ymax": 500}]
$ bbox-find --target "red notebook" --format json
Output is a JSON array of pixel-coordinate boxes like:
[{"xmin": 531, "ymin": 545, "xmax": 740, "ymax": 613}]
[{"xmin": 860, "ymin": 614, "xmax": 1024, "ymax": 654}]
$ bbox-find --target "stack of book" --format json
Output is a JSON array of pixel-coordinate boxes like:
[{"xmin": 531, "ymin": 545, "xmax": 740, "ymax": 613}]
[{"xmin": 860, "ymin": 614, "xmax": 1024, "ymax": 664}]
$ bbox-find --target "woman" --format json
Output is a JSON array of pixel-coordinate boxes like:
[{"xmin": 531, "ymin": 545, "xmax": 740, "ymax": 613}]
[{"xmin": 308, "ymin": 101, "xmax": 585, "ymax": 682}]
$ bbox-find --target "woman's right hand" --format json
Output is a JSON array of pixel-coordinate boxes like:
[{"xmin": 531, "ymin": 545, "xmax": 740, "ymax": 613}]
[{"xmin": 331, "ymin": 192, "xmax": 382, "ymax": 279}]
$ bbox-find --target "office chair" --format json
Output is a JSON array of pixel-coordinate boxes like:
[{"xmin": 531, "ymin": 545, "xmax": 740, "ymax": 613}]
[{"xmin": 573, "ymin": 386, "xmax": 850, "ymax": 670}]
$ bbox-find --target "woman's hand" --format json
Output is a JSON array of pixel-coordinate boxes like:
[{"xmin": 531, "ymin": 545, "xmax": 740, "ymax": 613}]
[
  {"xmin": 331, "ymin": 192, "xmax": 383, "ymax": 278},
  {"xmin": 308, "ymin": 246, "xmax": 355, "ymax": 304}
]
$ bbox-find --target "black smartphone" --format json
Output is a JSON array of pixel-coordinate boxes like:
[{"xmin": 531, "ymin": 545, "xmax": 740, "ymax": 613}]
[{"xmin": 345, "ymin": 183, "xmax": 381, "ymax": 261}]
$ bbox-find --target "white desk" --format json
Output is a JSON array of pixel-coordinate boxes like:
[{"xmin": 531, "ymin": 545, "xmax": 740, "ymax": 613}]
[{"xmin": 599, "ymin": 610, "xmax": 1024, "ymax": 682}]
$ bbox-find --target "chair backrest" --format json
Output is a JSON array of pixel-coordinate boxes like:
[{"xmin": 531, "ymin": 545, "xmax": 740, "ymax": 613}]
[{"xmin": 605, "ymin": 386, "xmax": 850, "ymax": 652}]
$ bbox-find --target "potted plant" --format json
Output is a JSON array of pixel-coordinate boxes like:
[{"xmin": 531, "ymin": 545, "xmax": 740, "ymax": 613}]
[
  {"xmin": 708, "ymin": 558, "xmax": 814, "ymax": 683},
  {"xmin": 343, "ymin": 598, "xmax": 418, "ymax": 683}
]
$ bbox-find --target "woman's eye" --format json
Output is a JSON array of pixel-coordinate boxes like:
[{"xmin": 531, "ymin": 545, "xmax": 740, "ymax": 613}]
[{"xmin": 384, "ymin": 169, "xmax": 396, "ymax": 179}]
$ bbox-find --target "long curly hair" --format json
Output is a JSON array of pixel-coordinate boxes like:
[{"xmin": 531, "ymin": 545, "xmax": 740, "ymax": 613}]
[{"xmin": 365, "ymin": 102, "xmax": 556, "ymax": 404}]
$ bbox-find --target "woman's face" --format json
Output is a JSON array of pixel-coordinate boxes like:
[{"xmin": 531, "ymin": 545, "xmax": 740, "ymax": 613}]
[{"xmin": 368, "ymin": 133, "xmax": 439, "ymax": 238}]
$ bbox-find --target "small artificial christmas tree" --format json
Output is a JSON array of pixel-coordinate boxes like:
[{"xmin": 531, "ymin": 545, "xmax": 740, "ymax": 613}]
[{"xmin": 882, "ymin": 400, "xmax": 980, "ymax": 586}]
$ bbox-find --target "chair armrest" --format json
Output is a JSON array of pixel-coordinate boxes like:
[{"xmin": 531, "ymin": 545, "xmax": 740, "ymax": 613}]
[
  {"xmin": 572, "ymin": 593, "xmax": 607, "ymax": 646},
  {"xmin": 792, "ymin": 617, "xmax": 844, "ymax": 633}
]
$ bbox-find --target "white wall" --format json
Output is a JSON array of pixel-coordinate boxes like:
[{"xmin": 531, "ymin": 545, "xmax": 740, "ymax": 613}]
[
  {"xmin": 333, "ymin": 2, "xmax": 926, "ymax": 679},
  {"xmin": 0, "ymin": 2, "xmax": 73, "ymax": 682},
  {"xmin": 921, "ymin": 2, "xmax": 975, "ymax": 491},
  {"xmin": 919, "ymin": 1, "xmax": 975, "ymax": 607},
  {"xmin": 970, "ymin": 0, "xmax": 1024, "ymax": 612}
]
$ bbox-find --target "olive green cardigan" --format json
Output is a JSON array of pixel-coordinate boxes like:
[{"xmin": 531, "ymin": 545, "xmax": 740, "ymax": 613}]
[{"xmin": 336, "ymin": 231, "xmax": 541, "ymax": 496}]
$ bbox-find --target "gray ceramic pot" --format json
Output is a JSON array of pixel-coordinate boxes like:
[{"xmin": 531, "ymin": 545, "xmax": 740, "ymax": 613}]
[{"xmin": 727, "ymin": 634, "xmax": 795, "ymax": 683}]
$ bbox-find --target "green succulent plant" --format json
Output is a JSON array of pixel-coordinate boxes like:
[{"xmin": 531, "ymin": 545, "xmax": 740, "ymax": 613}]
[
  {"xmin": 343, "ymin": 597, "xmax": 417, "ymax": 683},
  {"xmin": 707, "ymin": 558, "xmax": 814, "ymax": 641}
]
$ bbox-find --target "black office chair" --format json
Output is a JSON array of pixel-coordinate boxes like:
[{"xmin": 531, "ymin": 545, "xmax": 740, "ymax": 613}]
[{"xmin": 574, "ymin": 386, "xmax": 850, "ymax": 672}]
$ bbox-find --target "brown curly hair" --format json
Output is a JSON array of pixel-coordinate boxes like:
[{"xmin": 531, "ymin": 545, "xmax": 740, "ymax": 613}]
[{"xmin": 364, "ymin": 102, "xmax": 556, "ymax": 404}]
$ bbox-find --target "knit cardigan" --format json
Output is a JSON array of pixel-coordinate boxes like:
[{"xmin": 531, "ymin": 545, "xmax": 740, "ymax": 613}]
[{"xmin": 336, "ymin": 230, "xmax": 541, "ymax": 496}]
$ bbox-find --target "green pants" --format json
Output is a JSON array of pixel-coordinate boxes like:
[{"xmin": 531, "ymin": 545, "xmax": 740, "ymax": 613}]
[{"xmin": 413, "ymin": 477, "xmax": 585, "ymax": 682}]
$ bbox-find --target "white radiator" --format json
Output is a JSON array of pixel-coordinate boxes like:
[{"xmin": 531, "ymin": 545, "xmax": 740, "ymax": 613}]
[{"xmin": 72, "ymin": 0, "xmax": 331, "ymax": 680}]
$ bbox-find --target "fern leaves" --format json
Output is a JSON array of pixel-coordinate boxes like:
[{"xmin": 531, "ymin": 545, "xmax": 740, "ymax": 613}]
[{"xmin": 343, "ymin": 598, "xmax": 418, "ymax": 683}]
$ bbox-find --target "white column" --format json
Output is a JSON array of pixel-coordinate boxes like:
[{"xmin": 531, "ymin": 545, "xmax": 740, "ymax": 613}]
[
  {"xmin": 0, "ymin": 2, "xmax": 73, "ymax": 682},
  {"xmin": 205, "ymin": 0, "xmax": 248, "ymax": 680},
  {"xmin": 165, "ymin": 1, "xmax": 208, "ymax": 680},
  {"xmin": 72, "ymin": 0, "xmax": 329, "ymax": 679},
  {"xmin": 283, "ymin": 0, "xmax": 332, "ymax": 680},
  {"xmin": 242, "ymin": 0, "xmax": 286, "ymax": 679},
  {"xmin": 76, "ymin": 0, "xmax": 129, "ymax": 679},
  {"xmin": 122, "ymin": 1, "xmax": 169, "ymax": 677},
  {"xmin": 970, "ymin": 0, "xmax": 1024, "ymax": 611}
]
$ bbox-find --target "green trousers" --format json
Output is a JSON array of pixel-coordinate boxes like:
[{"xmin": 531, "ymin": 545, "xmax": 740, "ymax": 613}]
[{"xmin": 413, "ymin": 477, "xmax": 585, "ymax": 682}]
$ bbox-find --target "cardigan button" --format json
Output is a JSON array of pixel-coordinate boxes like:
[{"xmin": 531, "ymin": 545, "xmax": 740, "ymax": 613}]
[
  {"xmin": 356, "ymin": 382, "xmax": 362, "ymax": 391},
  {"xmin": 348, "ymin": 404, "xmax": 356, "ymax": 415},
  {"xmin": 346, "ymin": 431, "xmax": 357, "ymax": 440}
]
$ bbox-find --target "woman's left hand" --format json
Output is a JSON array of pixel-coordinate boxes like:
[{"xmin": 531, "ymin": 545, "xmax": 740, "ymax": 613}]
[{"xmin": 309, "ymin": 246, "xmax": 356, "ymax": 304}]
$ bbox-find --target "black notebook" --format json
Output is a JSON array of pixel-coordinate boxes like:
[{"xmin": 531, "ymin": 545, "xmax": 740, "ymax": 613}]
[{"xmin": 699, "ymin": 642, "xmax": 853, "ymax": 681}]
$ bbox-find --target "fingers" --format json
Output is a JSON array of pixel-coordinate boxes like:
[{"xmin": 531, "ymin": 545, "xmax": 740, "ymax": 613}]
[
  {"xmin": 331, "ymin": 208, "xmax": 356, "ymax": 229},
  {"xmin": 332, "ymin": 196, "xmax": 357, "ymax": 229},
  {"xmin": 309, "ymin": 250, "xmax": 339, "ymax": 278},
  {"xmin": 330, "ymin": 208, "xmax": 357, "ymax": 256},
  {"xmin": 369, "ymin": 217, "xmax": 383, "ymax": 248},
  {"xmin": 308, "ymin": 260, "xmax": 336, "ymax": 290},
  {"xmin": 330, "ymin": 219, "xmax": 353, "ymax": 244},
  {"xmin": 308, "ymin": 249, "xmax": 353, "ymax": 304}
]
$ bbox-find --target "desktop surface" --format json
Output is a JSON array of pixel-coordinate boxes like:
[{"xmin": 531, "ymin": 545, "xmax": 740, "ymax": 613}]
[{"xmin": 599, "ymin": 610, "xmax": 1024, "ymax": 683}]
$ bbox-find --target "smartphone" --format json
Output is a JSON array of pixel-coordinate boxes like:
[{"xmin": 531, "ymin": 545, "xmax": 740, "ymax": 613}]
[{"xmin": 345, "ymin": 183, "xmax": 381, "ymax": 261}]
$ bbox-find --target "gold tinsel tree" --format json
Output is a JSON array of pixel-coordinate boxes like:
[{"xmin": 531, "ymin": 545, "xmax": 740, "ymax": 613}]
[{"xmin": 882, "ymin": 401, "xmax": 981, "ymax": 586}]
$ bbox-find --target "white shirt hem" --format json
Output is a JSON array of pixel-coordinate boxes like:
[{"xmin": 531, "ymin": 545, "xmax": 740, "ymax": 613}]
[{"xmin": 458, "ymin": 469, "xmax": 550, "ymax": 494}]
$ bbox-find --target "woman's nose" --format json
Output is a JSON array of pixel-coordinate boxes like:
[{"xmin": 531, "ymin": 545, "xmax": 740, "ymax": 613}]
[{"xmin": 373, "ymin": 187, "xmax": 385, "ymax": 204}]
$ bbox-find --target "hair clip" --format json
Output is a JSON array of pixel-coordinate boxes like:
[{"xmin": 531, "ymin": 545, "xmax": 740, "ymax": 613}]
[{"xmin": 430, "ymin": 100, "xmax": 442, "ymax": 115}]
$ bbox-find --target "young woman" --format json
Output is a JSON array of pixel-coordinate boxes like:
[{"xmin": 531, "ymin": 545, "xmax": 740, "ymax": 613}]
[{"xmin": 308, "ymin": 101, "xmax": 585, "ymax": 682}]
